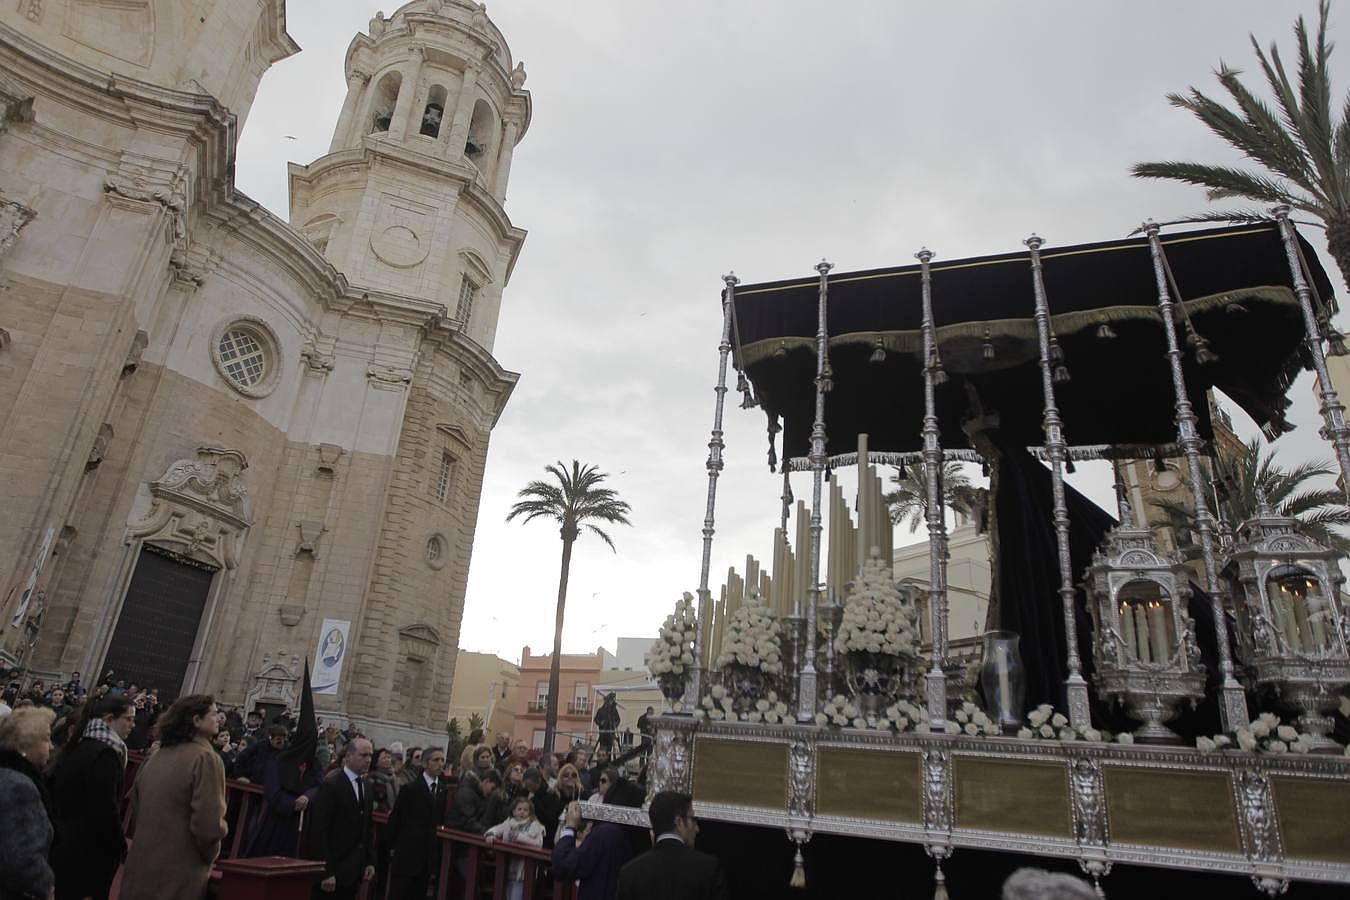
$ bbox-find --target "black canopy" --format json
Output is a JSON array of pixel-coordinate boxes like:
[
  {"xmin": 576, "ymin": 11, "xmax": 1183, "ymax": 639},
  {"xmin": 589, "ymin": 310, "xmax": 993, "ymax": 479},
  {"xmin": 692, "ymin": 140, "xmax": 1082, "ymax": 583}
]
[{"xmin": 731, "ymin": 223, "xmax": 1335, "ymax": 460}]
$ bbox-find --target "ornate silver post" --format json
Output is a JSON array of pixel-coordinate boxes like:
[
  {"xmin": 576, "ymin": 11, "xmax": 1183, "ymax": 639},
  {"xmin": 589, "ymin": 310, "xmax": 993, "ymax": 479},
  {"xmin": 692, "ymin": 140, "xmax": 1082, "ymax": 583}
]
[
  {"xmin": 916, "ymin": 248, "xmax": 949, "ymax": 729},
  {"xmin": 780, "ymin": 468, "xmax": 792, "ymax": 534},
  {"xmin": 1025, "ymin": 235, "xmax": 1091, "ymax": 728},
  {"xmin": 686, "ymin": 273, "xmax": 738, "ymax": 709},
  {"xmin": 1143, "ymin": 223, "xmax": 1249, "ymax": 731},
  {"xmin": 797, "ymin": 259, "xmax": 832, "ymax": 722},
  {"xmin": 1273, "ymin": 206, "xmax": 1350, "ymax": 499}
]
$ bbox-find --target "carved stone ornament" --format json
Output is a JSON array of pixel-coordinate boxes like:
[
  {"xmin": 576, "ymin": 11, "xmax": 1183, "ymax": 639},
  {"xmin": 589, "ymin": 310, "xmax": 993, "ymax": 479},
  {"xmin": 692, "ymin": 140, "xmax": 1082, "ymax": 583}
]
[
  {"xmin": 921, "ymin": 748, "xmax": 951, "ymax": 834},
  {"xmin": 787, "ymin": 739, "xmax": 815, "ymax": 822},
  {"xmin": 295, "ymin": 520, "xmax": 326, "ymax": 558},
  {"xmin": 1070, "ymin": 756, "xmax": 1106, "ymax": 848},
  {"xmin": 122, "ymin": 330, "xmax": 149, "ymax": 376},
  {"xmin": 367, "ymin": 364, "xmax": 413, "ymax": 390},
  {"xmin": 244, "ymin": 651, "xmax": 301, "ymax": 713},
  {"xmin": 0, "ymin": 327, "xmax": 10, "ymax": 351},
  {"xmin": 0, "ymin": 194, "xmax": 36, "ymax": 259},
  {"xmin": 510, "ymin": 61, "xmax": 527, "ymax": 89},
  {"xmin": 104, "ymin": 174, "xmax": 187, "ymax": 248},
  {"xmin": 300, "ymin": 341, "xmax": 336, "ymax": 374},
  {"xmin": 1236, "ymin": 767, "xmax": 1282, "ymax": 864},
  {"xmin": 125, "ymin": 447, "xmax": 251, "ymax": 569},
  {"xmin": 648, "ymin": 722, "xmax": 694, "ymax": 797},
  {"xmin": 316, "ymin": 443, "xmax": 344, "ymax": 475},
  {"xmin": 86, "ymin": 423, "xmax": 114, "ymax": 472}
]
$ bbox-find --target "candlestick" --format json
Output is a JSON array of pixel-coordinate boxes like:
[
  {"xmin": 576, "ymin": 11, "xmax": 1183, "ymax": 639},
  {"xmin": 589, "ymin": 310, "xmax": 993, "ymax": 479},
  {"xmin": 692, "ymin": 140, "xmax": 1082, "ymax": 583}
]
[
  {"xmin": 1277, "ymin": 587, "xmax": 1302, "ymax": 651},
  {"xmin": 996, "ymin": 644, "xmax": 1013, "ymax": 718},
  {"xmin": 1307, "ymin": 593, "xmax": 1330, "ymax": 652},
  {"xmin": 1147, "ymin": 601, "xmax": 1171, "ymax": 664},
  {"xmin": 1119, "ymin": 602, "xmax": 1137, "ymax": 662}
]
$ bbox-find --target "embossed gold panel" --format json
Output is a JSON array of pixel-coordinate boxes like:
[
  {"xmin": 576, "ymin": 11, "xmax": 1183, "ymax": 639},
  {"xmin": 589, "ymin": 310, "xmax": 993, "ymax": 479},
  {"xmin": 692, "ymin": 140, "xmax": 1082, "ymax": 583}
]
[
  {"xmin": 816, "ymin": 748, "xmax": 922, "ymax": 822},
  {"xmin": 1105, "ymin": 767, "xmax": 1240, "ymax": 853},
  {"xmin": 953, "ymin": 756, "xmax": 1071, "ymax": 837},
  {"xmin": 1273, "ymin": 776, "xmax": 1350, "ymax": 864},
  {"xmin": 693, "ymin": 738, "xmax": 787, "ymax": 809}
]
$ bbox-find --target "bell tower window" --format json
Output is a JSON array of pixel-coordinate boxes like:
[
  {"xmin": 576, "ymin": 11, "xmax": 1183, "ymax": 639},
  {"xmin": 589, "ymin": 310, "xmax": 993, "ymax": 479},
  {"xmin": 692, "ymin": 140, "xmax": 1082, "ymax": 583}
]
[
  {"xmin": 434, "ymin": 449, "xmax": 458, "ymax": 504},
  {"xmin": 370, "ymin": 71, "xmax": 402, "ymax": 133},
  {"xmin": 421, "ymin": 85, "xmax": 447, "ymax": 138},
  {"xmin": 466, "ymin": 99, "xmax": 495, "ymax": 162}
]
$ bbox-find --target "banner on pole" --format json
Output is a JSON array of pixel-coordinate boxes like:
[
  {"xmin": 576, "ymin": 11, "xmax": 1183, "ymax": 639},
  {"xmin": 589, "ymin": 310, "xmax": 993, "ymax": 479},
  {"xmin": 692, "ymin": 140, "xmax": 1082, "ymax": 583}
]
[
  {"xmin": 10, "ymin": 525, "xmax": 56, "ymax": 628},
  {"xmin": 312, "ymin": 618, "xmax": 351, "ymax": 695}
]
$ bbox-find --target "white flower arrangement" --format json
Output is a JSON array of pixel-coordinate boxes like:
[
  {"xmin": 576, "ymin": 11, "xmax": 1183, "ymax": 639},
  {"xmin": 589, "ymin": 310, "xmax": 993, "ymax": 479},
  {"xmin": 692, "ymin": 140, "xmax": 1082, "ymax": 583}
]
[
  {"xmin": 693, "ymin": 686, "xmax": 791, "ymax": 724},
  {"xmin": 833, "ymin": 553, "xmax": 920, "ymax": 658},
  {"xmin": 1015, "ymin": 703, "xmax": 1130, "ymax": 744},
  {"xmin": 951, "ymin": 701, "xmax": 1001, "ymax": 736},
  {"xmin": 714, "ymin": 591, "xmax": 783, "ymax": 676},
  {"xmin": 1196, "ymin": 712, "xmax": 1320, "ymax": 754},
  {"xmin": 812, "ymin": 694, "xmax": 927, "ymax": 733},
  {"xmin": 645, "ymin": 592, "xmax": 698, "ymax": 685}
]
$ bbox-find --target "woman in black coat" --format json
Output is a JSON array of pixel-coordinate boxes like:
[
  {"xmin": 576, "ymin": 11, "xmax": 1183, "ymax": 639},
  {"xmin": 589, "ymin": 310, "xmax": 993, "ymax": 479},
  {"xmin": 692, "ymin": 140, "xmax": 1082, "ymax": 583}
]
[
  {"xmin": 0, "ymin": 706, "xmax": 56, "ymax": 900},
  {"xmin": 47, "ymin": 694, "xmax": 135, "ymax": 900}
]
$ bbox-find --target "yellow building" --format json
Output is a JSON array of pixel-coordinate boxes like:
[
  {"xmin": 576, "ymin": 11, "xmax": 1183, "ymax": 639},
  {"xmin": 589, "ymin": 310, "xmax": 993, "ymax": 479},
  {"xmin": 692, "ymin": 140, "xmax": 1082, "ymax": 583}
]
[{"xmin": 446, "ymin": 650, "xmax": 519, "ymax": 738}]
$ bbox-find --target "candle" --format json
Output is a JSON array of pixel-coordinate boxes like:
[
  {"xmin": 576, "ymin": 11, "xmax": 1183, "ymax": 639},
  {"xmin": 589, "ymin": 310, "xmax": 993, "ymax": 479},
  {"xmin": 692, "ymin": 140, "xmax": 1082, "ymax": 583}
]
[
  {"xmin": 1307, "ymin": 592, "xmax": 1330, "ymax": 652},
  {"xmin": 996, "ymin": 645, "xmax": 1012, "ymax": 722},
  {"xmin": 1119, "ymin": 602, "xmax": 1137, "ymax": 662},
  {"xmin": 1291, "ymin": 589, "xmax": 1315, "ymax": 652},
  {"xmin": 1147, "ymin": 601, "xmax": 1171, "ymax": 664},
  {"xmin": 1132, "ymin": 602, "xmax": 1151, "ymax": 663},
  {"xmin": 1276, "ymin": 586, "xmax": 1302, "ymax": 651}
]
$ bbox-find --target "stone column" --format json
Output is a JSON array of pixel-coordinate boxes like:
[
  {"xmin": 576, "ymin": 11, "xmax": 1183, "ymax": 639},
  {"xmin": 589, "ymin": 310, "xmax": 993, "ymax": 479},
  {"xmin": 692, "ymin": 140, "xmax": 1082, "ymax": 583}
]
[
  {"xmin": 490, "ymin": 118, "xmax": 520, "ymax": 202},
  {"xmin": 443, "ymin": 64, "xmax": 480, "ymax": 158},
  {"xmin": 330, "ymin": 70, "xmax": 371, "ymax": 153},
  {"xmin": 388, "ymin": 46, "xmax": 426, "ymax": 141}
]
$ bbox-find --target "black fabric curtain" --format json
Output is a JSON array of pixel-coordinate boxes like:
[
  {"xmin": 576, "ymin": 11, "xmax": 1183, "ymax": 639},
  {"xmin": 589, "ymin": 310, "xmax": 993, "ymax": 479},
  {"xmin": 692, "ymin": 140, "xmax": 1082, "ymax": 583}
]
[{"xmin": 991, "ymin": 440, "xmax": 1225, "ymax": 735}]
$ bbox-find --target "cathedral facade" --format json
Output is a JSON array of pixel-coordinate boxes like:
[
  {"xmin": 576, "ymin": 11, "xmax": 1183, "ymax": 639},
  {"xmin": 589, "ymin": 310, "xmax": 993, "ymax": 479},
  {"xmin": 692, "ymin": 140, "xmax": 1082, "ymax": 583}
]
[{"xmin": 0, "ymin": 0, "xmax": 529, "ymax": 744}]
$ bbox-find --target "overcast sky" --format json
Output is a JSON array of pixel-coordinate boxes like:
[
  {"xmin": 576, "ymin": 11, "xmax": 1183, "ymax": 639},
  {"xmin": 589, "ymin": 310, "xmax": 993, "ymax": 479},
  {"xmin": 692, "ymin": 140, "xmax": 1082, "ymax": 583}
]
[{"xmin": 235, "ymin": 1, "xmax": 1348, "ymax": 664}]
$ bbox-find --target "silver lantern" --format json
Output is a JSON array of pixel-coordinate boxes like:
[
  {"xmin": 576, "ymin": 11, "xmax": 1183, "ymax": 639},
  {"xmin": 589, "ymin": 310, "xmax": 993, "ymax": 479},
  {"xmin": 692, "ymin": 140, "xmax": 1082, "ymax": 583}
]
[
  {"xmin": 1086, "ymin": 508, "xmax": 1206, "ymax": 743},
  {"xmin": 1222, "ymin": 491, "xmax": 1350, "ymax": 751}
]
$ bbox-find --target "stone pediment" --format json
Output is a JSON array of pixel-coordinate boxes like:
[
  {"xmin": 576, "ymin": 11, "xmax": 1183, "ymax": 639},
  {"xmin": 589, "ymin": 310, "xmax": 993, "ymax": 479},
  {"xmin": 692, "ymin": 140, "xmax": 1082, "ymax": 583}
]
[
  {"xmin": 398, "ymin": 623, "xmax": 441, "ymax": 646},
  {"xmin": 126, "ymin": 446, "xmax": 252, "ymax": 569}
]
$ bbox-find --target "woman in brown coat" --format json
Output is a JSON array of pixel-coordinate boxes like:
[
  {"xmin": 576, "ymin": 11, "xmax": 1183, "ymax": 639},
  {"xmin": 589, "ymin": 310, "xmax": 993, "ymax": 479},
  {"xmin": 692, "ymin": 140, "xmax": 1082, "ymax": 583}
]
[{"xmin": 119, "ymin": 694, "xmax": 229, "ymax": 900}]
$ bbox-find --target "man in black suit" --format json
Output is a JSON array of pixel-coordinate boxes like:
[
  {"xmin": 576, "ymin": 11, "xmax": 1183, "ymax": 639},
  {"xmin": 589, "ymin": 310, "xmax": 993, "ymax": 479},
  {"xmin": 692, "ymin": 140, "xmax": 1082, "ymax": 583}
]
[
  {"xmin": 616, "ymin": 791, "xmax": 727, "ymax": 900},
  {"xmin": 384, "ymin": 745, "xmax": 447, "ymax": 900},
  {"xmin": 308, "ymin": 737, "xmax": 376, "ymax": 899}
]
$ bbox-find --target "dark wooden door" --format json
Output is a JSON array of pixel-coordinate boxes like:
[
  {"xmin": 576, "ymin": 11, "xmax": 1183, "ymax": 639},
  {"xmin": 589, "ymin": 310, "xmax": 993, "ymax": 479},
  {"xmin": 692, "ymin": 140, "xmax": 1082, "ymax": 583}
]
[{"xmin": 102, "ymin": 544, "xmax": 216, "ymax": 699}]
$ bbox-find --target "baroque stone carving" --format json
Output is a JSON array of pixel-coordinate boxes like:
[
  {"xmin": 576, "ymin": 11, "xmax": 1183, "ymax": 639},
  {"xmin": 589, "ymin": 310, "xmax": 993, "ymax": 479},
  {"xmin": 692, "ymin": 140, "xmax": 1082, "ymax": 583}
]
[
  {"xmin": 18, "ymin": 0, "xmax": 42, "ymax": 24},
  {"xmin": 316, "ymin": 443, "xmax": 344, "ymax": 475},
  {"xmin": 300, "ymin": 341, "xmax": 336, "ymax": 374},
  {"xmin": 86, "ymin": 423, "xmax": 114, "ymax": 471},
  {"xmin": 510, "ymin": 62, "xmax": 527, "ymax": 89},
  {"xmin": 921, "ymin": 748, "xmax": 951, "ymax": 833},
  {"xmin": 125, "ymin": 446, "xmax": 251, "ymax": 569},
  {"xmin": 1070, "ymin": 756, "xmax": 1106, "ymax": 848},
  {"xmin": 244, "ymin": 651, "xmax": 301, "ymax": 713},
  {"xmin": 1236, "ymin": 768, "xmax": 1281, "ymax": 863},
  {"xmin": 648, "ymin": 724, "xmax": 694, "ymax": 797},
  {"xmin": 367, "ymin": 364, "xmax": 413, "ymax": 389},
  {"xmin": 0, "ymin": 328, "xmax": 11, "ymax": 351},
  {"xmin": 295, "ymin": 520, "xmax": 326, "ymax": 558},
  {"xmin": 0, "ymin": 195, "xmax": 36, "ymax": 259},
  {"xmin": 122, "ymin": 330, "xmax": 149, "ymax": 376}
]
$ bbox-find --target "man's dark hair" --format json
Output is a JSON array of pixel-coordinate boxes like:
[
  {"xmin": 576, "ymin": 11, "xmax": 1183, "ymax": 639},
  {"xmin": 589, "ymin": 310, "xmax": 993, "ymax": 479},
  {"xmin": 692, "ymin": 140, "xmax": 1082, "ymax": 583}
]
[
  {"xmin": 522, "ymin": 767, "xmax": 543, "ymax": 784},
  {"xmin": 267, "ymin": 724, "xmax": 288, "ymax": 740},
  {"xmin": 421, "ymin": 745, "xmax": 445, "ymax": 759},
  {"xmin": 648, "ymin": 790, "xmax": 694, "ymax": 834},
  {"xmin": 481, "ymin": 769, "xmax": 502, "ymax": 788}
]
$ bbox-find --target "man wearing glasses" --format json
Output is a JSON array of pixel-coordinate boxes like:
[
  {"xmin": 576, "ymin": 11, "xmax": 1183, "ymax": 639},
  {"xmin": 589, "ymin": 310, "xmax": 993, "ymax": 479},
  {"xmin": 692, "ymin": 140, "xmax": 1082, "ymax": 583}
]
[{"xmin": 615, "ymin": 791, "xmax": 728, "ymax": 900}]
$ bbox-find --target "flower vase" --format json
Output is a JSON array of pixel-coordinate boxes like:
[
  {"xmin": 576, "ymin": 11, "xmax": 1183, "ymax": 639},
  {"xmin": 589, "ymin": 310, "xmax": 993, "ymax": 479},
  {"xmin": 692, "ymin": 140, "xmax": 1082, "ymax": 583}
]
[
  {"xmin": 980, "ymin": 630, "xmax": 1025, "ymax": 734},
  {"xmin": 658, "ymin": 675, "xmax": 688, "ymax": 715},
  {"xmin": 726, "ymin": 664, "xmax": 765, "ymax": 716}
]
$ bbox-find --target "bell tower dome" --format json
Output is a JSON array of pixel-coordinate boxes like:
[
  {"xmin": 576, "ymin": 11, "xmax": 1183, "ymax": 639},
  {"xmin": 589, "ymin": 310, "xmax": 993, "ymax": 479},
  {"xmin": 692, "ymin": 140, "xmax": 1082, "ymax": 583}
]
[{"xmin": 288, "ymin": 0, "xmax": 529, "ymax": 352}]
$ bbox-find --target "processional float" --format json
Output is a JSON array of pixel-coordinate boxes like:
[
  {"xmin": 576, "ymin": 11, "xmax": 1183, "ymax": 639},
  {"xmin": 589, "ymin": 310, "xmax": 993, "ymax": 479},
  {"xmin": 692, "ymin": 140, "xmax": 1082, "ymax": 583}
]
[{"xmin": 611, "ymin": 212, "xmax": 1350, "ymax": 896}]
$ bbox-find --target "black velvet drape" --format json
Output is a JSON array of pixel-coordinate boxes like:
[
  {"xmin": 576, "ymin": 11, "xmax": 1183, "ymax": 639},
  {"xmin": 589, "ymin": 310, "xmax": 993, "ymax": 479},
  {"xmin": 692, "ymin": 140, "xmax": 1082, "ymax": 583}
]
[{"xmin": 991, "ymin": 441, "xmax": 1227, "ymax": 735}]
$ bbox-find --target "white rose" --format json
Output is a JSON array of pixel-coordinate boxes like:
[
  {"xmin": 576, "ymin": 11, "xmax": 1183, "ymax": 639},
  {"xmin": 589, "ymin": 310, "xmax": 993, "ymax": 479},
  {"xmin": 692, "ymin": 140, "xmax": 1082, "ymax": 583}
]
[
  {"xmin": 963, "ymin": 723, "xmax": 979, "ymax": 736},
  {"xmin": 973, "ymin": 711, "xmax": 991, "ymax": 727},
  {"xmin": 1214, "ymin": 735, "xmax": 1232, "ymax": 748},
  {"xmin": 1196, "ymin": 737, "xmax": 1216, "ymax": 752},
  {"xmin": 814, "ymin": 713, "xmax": 829, "ymax": 727},
  {"xmin": 832, "ymin": 714, "xmax": 848, "ymax": 727},
  {"xmin": 1051, "ymin": 713, "xmax": 1068, "ymax": 728},
  {"xmin": 775, "ymin": 703, "xmax": 788, "ymax": 716},
  {"xmin": 1276, "ymin": 725, "xmax": 1298, "ymax": 742},
  {"xmin": 701, "ymin": 696, "xmax": 714, "ymax": 710},
  {"xmin": 1117, "ymin": 732, "xmax": 1134, "ymax": 745},
  {"xmin": 878, "ymin": 718, "xmax": 892, "ymax": 730},
  {"xmin": 747, "ymin": 711, "xmax": 763, "ymax": 723},
  {"xmin": 1250, "ymin": 721, "xmax": 1270, "ymax": 738},
  {"xmin": 693, "ymin": 709, "xmax": 706, "ymax": 721},
  {"xmin": 955, "ymin": 708, "xmax": 970, "ymax": 724},
  {"xmin": 1268, "ymin": 740, "xmax": 1288, "ymax": 753},
  {"xmin": 896, "ymin": 717, "xmax": 910, "ymax": 731},
  {"xmin": 1236, "ymin": 729, "xmax": 1258, "ymax": 751},
  {"xmin": 1258, "ymin": 712, "xmax": 1280, "ymax": 728},
  {"xmin": 681, "ymin": 652, "xmax": 693, "ymax": 665},
  {"xmin": 850, "ymin": 717, "xmax": 866, "ymax": 729},
  {"xmin": 710, "ymin": 709, "xmax": 724, "ymax": 721},
  {"xmin": 1290, "ymin": 737, "xmax": 1310, "ymax": 754},
  {"xmin": 1017, "ymin": 727, "xmax": 1034, "ymax": 739},
  {"xmin": 843, "ymin": 704, "xmax": 859, "ymax": 719},
  {"xmin": 1057, "ymin": 728, "xmax": 1077, "ymax": 742},
  {"xmin": 1029, "ymin": 710, "xmax": 1049, "ymax": 727},
  {"xmin": 755, "ymin": 699, "xmax": 770, "ymax": 712},
  {"xmin": 1039, "ymin": 724, "xmax": 1055, "ymax": 738},
  {"xmin": 1083, "ymin": 728, "xmax": 1102, "ymax": 743},
  {"xmin": 944, "ymin": 721, "xmax": 960, "ymax": 735},
  {"xmin": 711, "ymin": 685, "xmax": 726, "ymax": 700}
]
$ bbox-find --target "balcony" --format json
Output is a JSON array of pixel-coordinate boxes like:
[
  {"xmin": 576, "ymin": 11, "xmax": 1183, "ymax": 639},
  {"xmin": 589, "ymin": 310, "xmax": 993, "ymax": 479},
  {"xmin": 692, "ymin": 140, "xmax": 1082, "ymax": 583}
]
[
  {"xmin": 527, "ymin": 699, "xmax": 548, "ymax": 713},
  {"xmin": 567, "ymin": 700, "xmax": 591, "ymax": 715}
]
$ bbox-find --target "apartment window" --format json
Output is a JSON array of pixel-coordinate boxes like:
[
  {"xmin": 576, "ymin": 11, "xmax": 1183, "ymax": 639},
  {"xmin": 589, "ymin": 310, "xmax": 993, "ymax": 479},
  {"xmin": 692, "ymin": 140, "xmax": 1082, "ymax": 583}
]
[
  {"xmin": 571, "ymin": 682, "xmax": 589, "ymax": 714},
  {"xmin": 456, "ymin": 277, "xmax": 478, "ymax": 324},
  {"xmin": 532, "ymin": 729, "xmax": 545, "ymax": 749}
]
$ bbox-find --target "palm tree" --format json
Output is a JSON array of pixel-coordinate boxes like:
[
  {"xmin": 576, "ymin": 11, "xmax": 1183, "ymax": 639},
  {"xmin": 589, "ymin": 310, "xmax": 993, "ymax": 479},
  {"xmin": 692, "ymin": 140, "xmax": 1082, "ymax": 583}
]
[
  {"xmin": 1153, "ymin": 437, "xmax": 1350, "ymax": 553},
  {"xmin": 884, "ymin": 462, "xmax": 986, "ymax": 533},
  {"xmin": 506, "ymin": 460, "xmax": 632, "ymax": 754},
  {"xmin": 1131, "ymin": 1, "xmax": 1350, "ymax": 290}
]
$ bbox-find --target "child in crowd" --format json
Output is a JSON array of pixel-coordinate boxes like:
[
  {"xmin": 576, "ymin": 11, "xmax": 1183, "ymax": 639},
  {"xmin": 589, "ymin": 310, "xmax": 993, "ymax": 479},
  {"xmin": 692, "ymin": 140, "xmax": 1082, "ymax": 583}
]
[{"xmin": 484, "ymin": 796, "xmax": 546, "ymax": 900}]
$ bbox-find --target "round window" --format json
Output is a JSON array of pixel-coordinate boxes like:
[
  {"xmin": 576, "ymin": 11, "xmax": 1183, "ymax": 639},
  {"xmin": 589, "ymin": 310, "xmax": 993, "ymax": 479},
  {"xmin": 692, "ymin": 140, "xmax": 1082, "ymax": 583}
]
[
  {"xmin": 426, "ymin": 533, "xmax": 448, "ymax": 570},
  {"xmin": 210, "ymin": 318, "xmax": 281, "ymax": 398}
]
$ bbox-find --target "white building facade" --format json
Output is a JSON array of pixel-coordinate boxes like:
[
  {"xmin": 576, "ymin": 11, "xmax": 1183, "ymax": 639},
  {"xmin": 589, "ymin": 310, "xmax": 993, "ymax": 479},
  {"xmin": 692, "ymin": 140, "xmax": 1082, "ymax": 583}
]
[{"xmin": 0, "ymin": 0, "xmax": 530, "ymax": 745}]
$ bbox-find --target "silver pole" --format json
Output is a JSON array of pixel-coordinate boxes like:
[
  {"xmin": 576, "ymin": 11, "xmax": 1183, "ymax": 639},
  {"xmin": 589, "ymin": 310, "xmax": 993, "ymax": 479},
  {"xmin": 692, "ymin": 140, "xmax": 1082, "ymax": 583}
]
[
  {"xmin": 685, "ymin": 273, "xmax": 738, "ymax": 709},
  {"xmin": 1024, "ymin": 235, "xmax": 1091, "ymax": 728},
  {"xmin": 797, "ymin": 259, "xmax": 832, "ymax": 721},
  {"xmin": 1273, "ymin": 206, "xmax": 1350, "ymax": 499},
  {"xmin": 1143, "ymin": 222, "xmax": 1249, "ymax": 731},
  {"xmin": 916, "ymin": 248, "xmax": 949, "ymax": 729},
  {"xmin": 780, "ymin": 468, "xmax": 792, "ymax": 534}
]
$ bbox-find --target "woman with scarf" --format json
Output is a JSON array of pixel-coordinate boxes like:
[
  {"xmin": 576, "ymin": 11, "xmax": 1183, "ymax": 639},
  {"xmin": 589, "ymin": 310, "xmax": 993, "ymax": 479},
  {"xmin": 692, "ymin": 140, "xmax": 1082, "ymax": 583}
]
[{"xmin": 48, "ymin": 694, "xmax": 136, "ymax": 900}]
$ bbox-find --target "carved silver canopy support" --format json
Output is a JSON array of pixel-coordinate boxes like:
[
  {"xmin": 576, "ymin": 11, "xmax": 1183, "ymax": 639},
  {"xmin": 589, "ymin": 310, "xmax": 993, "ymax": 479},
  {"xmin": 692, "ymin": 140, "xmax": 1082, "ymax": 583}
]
[
  {"xmin": 1273, "ymin": 206, "xmax": 1350, "ymax": 501},
  {"xmin": 1025, "ymin": 235, "xmax": 1090, "ymax": 728},
  {"xmin": 1144, "ymin": 223, "xmax": 1249, "ymax": 732},
  {"xmin": 798, "ymin": 260, "xmax": 832, "ymax": 721},
  {"xmin": 916, "ymin": 248, "xmax": 950, "ymax": 729},
  {"xmin": 685, "ymin": 274, "xmax": 739, "ymax": 711},
  {"xmin": 1223, "ymin": 496, "xmax": 1350, "ymax": 751}
]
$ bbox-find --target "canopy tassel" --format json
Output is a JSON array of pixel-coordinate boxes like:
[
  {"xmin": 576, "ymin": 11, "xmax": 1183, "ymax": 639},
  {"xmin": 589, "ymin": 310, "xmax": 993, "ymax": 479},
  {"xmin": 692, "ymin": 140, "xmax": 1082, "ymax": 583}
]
[
  {"xmin": 789, "ymin": 841, "xmax": 806, "ymax": 889},
  {"xmin": 982, "ymin": 327, "xmax": 996, "ymax": 360},
  {"xmin": 1095, "ymin": 322, "xmax": 1117, "ymax": 339},
  {"xmin": 933, "ymin": 861, "xmax": 949, "ymax": 900},
  {"xmin": 870, "ymin": 336, "xmax": 887, "ymax": 364},
  {"xmin": 1327, "ymin": 328, "xmax": 1348, "ymax": 358}
]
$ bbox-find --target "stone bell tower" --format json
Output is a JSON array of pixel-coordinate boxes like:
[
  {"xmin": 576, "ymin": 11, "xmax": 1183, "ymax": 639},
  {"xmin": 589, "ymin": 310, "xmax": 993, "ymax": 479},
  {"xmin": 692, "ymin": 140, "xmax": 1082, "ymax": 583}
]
[{"xmin": 289, "ymin": 0, "xmax": 529, "ymax": 353}]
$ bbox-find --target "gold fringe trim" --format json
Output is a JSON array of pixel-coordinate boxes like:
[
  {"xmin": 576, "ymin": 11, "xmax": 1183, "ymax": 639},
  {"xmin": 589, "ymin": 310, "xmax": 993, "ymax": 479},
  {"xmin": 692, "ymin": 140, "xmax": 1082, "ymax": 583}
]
[{"xmin": 736, "ymin": 286, "xmax": 1297, "ymax": 368}]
